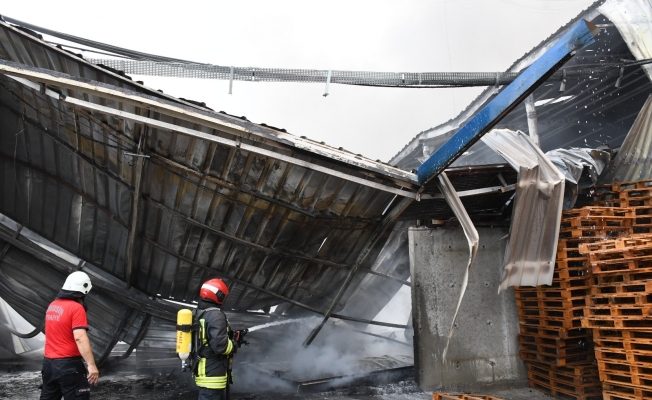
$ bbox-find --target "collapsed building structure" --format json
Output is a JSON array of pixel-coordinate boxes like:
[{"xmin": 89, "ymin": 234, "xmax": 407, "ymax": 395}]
[{"xmin": 0, "ymin": 0, "xmax": 651, "ymax": 396}]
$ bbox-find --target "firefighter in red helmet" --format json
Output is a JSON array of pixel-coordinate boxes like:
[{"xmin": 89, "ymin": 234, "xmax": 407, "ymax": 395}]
[{"xmin": 192, "ymin": 278, "xmax": 236, "ymax": 400}]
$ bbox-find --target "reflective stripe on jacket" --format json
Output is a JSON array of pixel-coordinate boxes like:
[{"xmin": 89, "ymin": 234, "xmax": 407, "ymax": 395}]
[{"xmin": 193, "ymin": 307, "xmax": 235, "ymax": 389}]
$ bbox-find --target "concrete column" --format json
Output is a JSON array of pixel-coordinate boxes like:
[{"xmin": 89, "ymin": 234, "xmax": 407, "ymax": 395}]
[{"xmin": 409, "ymin": 226, "xmax": 526, "ymax": 392}]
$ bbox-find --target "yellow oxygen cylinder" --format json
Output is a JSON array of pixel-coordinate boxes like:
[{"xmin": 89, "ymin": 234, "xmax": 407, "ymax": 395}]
[{"xmin": 176, "ymin": 309, "xmax": 193, "ymax": 369}]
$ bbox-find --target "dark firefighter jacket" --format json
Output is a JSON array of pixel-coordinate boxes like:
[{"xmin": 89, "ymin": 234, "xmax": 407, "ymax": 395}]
[{"xmin": 193, "ymin": 299, "xmax": 235, "ymax": 389}]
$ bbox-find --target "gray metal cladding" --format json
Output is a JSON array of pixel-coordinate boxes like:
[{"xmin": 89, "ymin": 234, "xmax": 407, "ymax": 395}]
[{"xmin": 0, "ymin": 18, "xmax": 411, "ymax": 332}]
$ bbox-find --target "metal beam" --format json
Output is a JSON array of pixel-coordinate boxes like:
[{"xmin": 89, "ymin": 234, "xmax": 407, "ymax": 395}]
[
  {"xmin": 63, "ymin": 97, "xmax": 415, "ymax": 197},
  {"xmin": 330, "ymin": 314, "xmax": 408, "ymax": 329},
  {"xmin": 302, "ymin": 196, "xmax": 414, "ymax": 346},
  {"xmin": 419, "ymin": 184, "xmax": 516, "ymax": 200},
  {"xmin": 0, "ymin": 62, "xmax": 417, "ymax": 185},
  {"xmin": 124, "ymin": 128, "xmax": 147, "ymax": 289},
  {"xmin": 361, "ymin": 268, "xmax": 411, "ymax": 286},
  {"xmin": 416, "ymin": 20, "xmax": 598, "ymax": 185},
  {"xmin": 0, "ymin": 225, "xmax": 22, "ymax": 263},
  {"xmin": 524, "ymin": 94, "xmax": 540, "ymax": 146},
  {"xmin": 144, "ymin": 196, "xmax": 355, "ymax": 271}
]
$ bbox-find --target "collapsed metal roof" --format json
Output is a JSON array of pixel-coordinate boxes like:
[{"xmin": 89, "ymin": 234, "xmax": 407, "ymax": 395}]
[{"xmin": 0, "ymin": 16, "xmax": 422, "ymax": 363}]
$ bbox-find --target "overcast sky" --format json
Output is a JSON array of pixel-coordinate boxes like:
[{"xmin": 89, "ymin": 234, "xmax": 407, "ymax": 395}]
[{"xmin": 3, "ymin": 0, "xmax": 596, "ymax": 162}]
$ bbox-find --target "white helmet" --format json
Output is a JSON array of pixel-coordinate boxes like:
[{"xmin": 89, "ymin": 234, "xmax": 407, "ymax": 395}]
[{"xmin": 62, "ymin": 271, "xmax": 92, "ymax": 294}]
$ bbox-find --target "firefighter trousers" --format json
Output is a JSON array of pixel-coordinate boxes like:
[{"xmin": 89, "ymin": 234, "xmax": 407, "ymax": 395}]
[
  {"xmin": 197, "ymin": 387, "xmax": 226, "ymax": 399},
  {"xmin": 40, "ymin": 357, "xmax": 91, "ymax": 400}
]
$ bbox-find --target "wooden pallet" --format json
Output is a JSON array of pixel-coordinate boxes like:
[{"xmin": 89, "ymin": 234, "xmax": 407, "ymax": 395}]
[
  {"xmin": 520, "ymin": 348, "xmax": 594, "ymax": 366},
  {"xmin": 518, "ymin": 333, "xmax": 591, "ymax": 348},
  {"xmin": 598, "ymin": 359, "xmax": 652, "ymax": 382},
  {"xmin": 432, "ymin": 394, "xmax": 502, "ymax": 400},
  {"xmin": 516, "ymin": 298, "xmax": 588, "ymax": 311},
  {"xmin": 603, "ymin": 389, "xmax": 652, "ymax": 400},
  {"xmin": 620, "ymin": 187, "xmax": 652, "ymax": 200},
  {"xmin": 520, "ymin": 316, "xmax": 583, "ymax": 330},
  {"xmin": 584, "ymin": 304, "xmax": 652, "ymax": 319},
  {"xmin": 518, "ymin": 306, "xmax": 585, "ymax": 320},
  {"xmin": 563, "ymin": 207, "xmax": 636, "ymax": 218},
  {"xmin": 600, "ymin": 368, "xmax": 652, "ymax": 387},
  {"xmin": 581, "ymin": 316, "xmax": 652, "ymax": 330},
  {"xmin": 527, "ymin": 363, "xmax": 603, "ymax": 399},
  {"xmin": 519, "ymin": 325, "xmax": 589, "ymax": 340},
  {"xmin": 515, "ymin": 282, "xmax": 590, "ymax": 298},
  {"xmin": 559, "ymin": 226, "xmax": 633, "ymax": 239},
  {"xmin": 595, "ymin": 179, "xmax": 652, "ymax": 193},
  {"xmin": 556, "ymin": 247, "xmax": 585, "ymax": 259},
  {"xmin": 602, "ymin": 383, "xmax": 652, "ymax": 399},
  {"xmin": 590, "ymin": 281, "xmax": 652, "ymax": 296},
  {"xmin": 592, "ymin": 266, "xmax": 652, "ymax": 282},
  {"xmin": 593, "ymin": 337, "xmax": 652, "ymax": 353},
  {"xmin": 527, "ymin": 361, "xmax": 599, "ymax": 383},
  {"xmin": 591, "ymin": 257, "xmax": 652, "ymax": 274},
  {"xmin": 588, "ymin": 293, "xmax": 652, "ymax": 308},
  {"xmin": 588, "ymin": 245, "xmax": 652, "ymax": 262},
  {"xmin": 561, "ymin": 216, "xmax": 634, "ymax": 230},
  {"xmin": 558, "ymin": 237, "xmax": 601, "ymax": 251},
  {"xmin": 579, "ymin": 234, "xmax": 652, "ymax": 252},
  {"xmin": 547, "ymin": 279, "xmax": 592, "ymax": 290},
  {"xmin": 556, "ymin": 258, "xmax": 591, "ymax": 269},
  {"xmin": 591, "ymin": 196, "xmax": 652, "ymax": 208},
  {"xmin": 515, "ymin": 287, "xmax": 591, "ymax": 301},
  {"xmin": 595, "ymin": 347, "xmax": 652, "ymax": 364},
  {"xmin": 520, "ymin": 343, "xmax": 593, "ymax": 360},
  {"xmin": 592, "ymin": 329, "xmax": 652, "ymax": 341}
]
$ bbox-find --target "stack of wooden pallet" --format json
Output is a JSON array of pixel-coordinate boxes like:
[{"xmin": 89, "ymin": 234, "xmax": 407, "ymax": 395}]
[
  {"xmin": 580, "ymin": 234, "xmax": 652, "ymax": 400},
  {"xmin": 585, "ymin": 179, "xmax": 652, "ymax": 234},
  {"xmin": 514, "ymin": 206, "xmax": 631, "ymax": 399},
  {"xmin": 432, "ymin": 394, "xmax": 502, "ymax": 400}
]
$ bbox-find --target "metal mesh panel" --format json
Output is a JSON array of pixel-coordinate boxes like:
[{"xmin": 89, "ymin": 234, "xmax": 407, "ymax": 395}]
[{"xmin": 87, "ymin": 59, "xmax": 621, "ymax": 88}]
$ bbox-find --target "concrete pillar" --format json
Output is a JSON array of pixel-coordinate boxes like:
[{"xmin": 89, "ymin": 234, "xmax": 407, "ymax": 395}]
[{"xmin": 409, "ymin": 226, "xmax": 526, "ymax": 392}]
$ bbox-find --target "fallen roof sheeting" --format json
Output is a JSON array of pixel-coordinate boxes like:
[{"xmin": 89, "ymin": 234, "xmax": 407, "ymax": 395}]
[
  {"xmin": 437, "ymin": 171, "xmax": 479, "ymax": 359},
  {"xmin": 481, "ymin": 129, "xmax": 565, "ymax": 291},
  {"xmin": 546, "ymin": 147, "xmax": 610, "ymax": 208}
]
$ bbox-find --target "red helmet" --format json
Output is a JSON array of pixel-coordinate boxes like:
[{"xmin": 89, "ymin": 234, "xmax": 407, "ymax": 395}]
[{"xmin": 199, "ymin": 278, "xmax": 229, "ymax": 305}]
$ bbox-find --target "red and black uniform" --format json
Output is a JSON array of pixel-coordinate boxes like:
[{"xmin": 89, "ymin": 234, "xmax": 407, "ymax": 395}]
[{"xmin": 41, "ymin": 298, "xmax": 91, "ymax": 400}]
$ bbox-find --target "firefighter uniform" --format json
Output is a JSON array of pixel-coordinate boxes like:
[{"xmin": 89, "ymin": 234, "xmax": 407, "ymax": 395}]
[{"xmin": 194, "ymin": 300, "xmax": 236, "ymax": 400}]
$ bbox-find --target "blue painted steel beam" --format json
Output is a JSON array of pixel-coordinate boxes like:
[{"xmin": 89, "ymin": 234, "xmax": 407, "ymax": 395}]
[{"xmin": 416, "ymin": 20, "xmax": 598, "ymax": 185}]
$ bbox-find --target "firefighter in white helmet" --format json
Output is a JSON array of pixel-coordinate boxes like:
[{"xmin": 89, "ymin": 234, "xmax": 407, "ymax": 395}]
[{"xmin": 40, "ymin": 271, "xmax": 99, "ymax": 400}]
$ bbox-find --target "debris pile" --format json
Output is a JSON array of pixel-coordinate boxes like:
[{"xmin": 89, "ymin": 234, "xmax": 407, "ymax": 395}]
[{"xmin": 579, "ymin": 234, "xmax": 652, "ymax": 399}]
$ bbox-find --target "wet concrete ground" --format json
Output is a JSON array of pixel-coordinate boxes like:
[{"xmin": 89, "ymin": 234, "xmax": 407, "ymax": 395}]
[{"xmin": 0, "ymin": 370, "xmax": 557, "ymax": 400}]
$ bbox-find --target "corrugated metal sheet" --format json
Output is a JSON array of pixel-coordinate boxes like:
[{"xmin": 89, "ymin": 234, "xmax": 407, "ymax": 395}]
[
  {"xmin": 599, "ymin": 94, "xmax": 652, "ymax": 183},
  {"xmin": 481, "ymin": 130, "xmax": 565, "ymax": 291},
  {"xmin": 436, "ymin": 171, "xmax": 479, "ymax": 359}
]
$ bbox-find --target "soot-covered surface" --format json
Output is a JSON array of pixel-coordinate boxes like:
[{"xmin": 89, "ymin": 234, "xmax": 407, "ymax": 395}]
[{"xmin": 0, "ymin": 370, "xmax": 557, "ymax": 400}]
